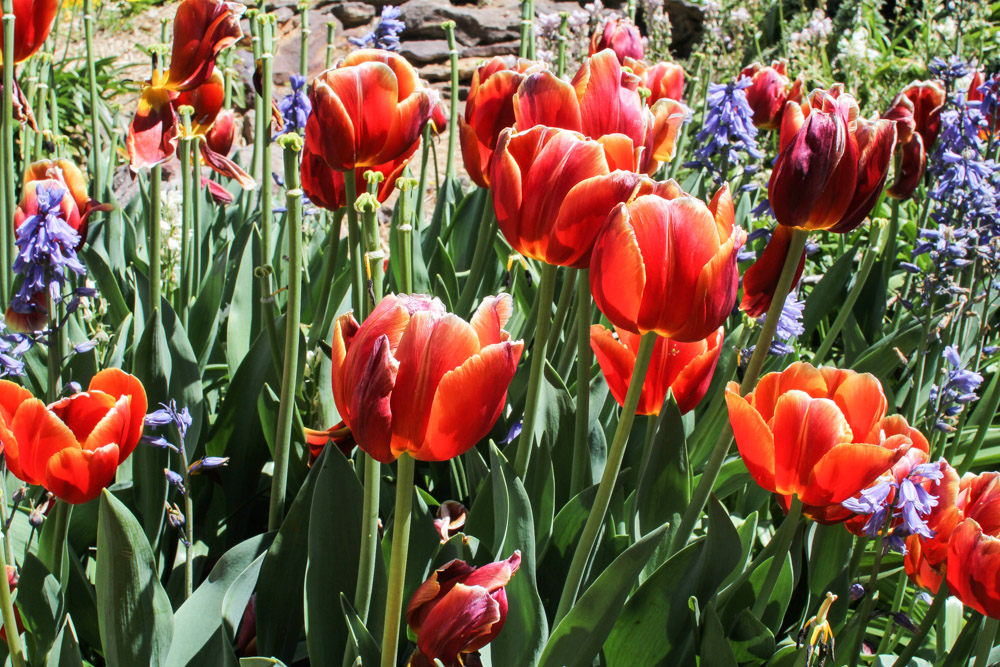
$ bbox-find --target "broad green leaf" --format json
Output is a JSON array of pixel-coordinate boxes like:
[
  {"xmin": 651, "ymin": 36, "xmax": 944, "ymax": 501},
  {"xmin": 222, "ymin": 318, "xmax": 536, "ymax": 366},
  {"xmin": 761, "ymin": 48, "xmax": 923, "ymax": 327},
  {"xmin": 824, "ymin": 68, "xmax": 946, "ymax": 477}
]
[
  {"xmin": 727, "ymin": 608, "xmax": 775, "ymax": 662},
  {"xmin": 699, "ymin": 602, "xmax": 738, "ymax": 666},
  {"xmin": 46, "ymin": 620, "xmax": 85, "ymax": 667},
  {"xmin": 634, "ymin": 394, "xmax": 690, "ymax": 538},
  {"xmin": 340, "ymin": 594, "xmax": 381, "ymax": 667},
  {"xmin": 802, "ymin": 239, "xmax": 860, "ymax": 337}
]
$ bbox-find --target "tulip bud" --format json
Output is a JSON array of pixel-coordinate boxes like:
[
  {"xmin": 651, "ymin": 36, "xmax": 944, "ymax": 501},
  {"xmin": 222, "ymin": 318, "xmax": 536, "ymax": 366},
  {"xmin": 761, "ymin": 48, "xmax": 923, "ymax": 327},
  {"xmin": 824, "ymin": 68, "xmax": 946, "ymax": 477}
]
[{"xmin": 589, "ymin": 18, "xmax": 643, "ymax": 64}]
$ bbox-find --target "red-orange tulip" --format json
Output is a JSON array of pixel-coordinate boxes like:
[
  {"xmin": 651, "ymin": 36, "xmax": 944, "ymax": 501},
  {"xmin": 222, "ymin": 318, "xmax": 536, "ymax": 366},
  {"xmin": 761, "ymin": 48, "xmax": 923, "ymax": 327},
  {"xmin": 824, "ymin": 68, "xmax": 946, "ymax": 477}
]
[
  {"xmin": 884, "ymin": 81, "xmax": 945, "ymax": 199},
  {"xmin": 740, "ymin": 60, "xmax": 802, "ymax": 130},
  {"xmin": 330, "ymin": 293, "xmax": 522, "ymax": 463},
  {"xmin": 590, "ymin": 17, "xmax": 643, "ymax": 64},
  {"xmin": 589, "ymin": 183, "xmax": 746, "ymax": 342},
  {"xmin": 459, "ymin": 57, "xmax": 543, "ymax": 188},
  {"xmin": 591, "ymin": 325, "xmax": 723, "ymax": 415},
  {"xmin": 969, "ymin": 71, "xmax": 997, "ymax": 137},
  {"xmin": 726, "ymin": 363, "xmax": 911, "ymax": 509},
  {"xmin": 946, "ymin": 488, "xmax": 1000, "ymax": 617},
  {"xmin": 740, "ymin": 224, "xmax": 806, "ymax": 317},
  {"xmin": 300, "ymin": 141, "xmax": 417, "ymax": 211},
  {"xmin": 306, "ymin": 50, "xmax": 433, "ymax": 173},
  {"xmin": 0, "ymin": 369, "xmax": 147, "ymax": 504},
  {"xmin": 406, "ymin": 552, "xmax": 520, "ymax": 667},
  {"xmin": 128, "ymin": 0, "xmax": 243, "ymax": 173},
  {"xmin": 514, "ymin": 49, "xmax": 689, "ymax": 174},
  {"xmin": 0, "ymin": 0, "xmax": 56, "ymax": 64},
  {"xmin": 769, "ymin": 86, "xmax": 897, "ymax": 233},
  {"xmin": 490, "ymin": 125, "xmax": 676, "ymax": 268},
  {"xmin": 625, "ymin": 57, "xmax": 685, "ymax": 105}
]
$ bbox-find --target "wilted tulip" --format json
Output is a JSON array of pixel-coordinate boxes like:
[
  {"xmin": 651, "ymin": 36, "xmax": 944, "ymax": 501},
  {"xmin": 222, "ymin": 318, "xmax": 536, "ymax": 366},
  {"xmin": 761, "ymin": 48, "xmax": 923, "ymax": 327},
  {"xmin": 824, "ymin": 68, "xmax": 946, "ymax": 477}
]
[
  {"xmin": 739, "ymin": 60, "xmax": 802, "ymax": 130},
  {"xmin": 769, "ymin": 86, "xmax": 897, "ymax": 233},
  {"xmin": 434, "ymin": 500, "xmax": 468, "ymax": 543},
  {"xmin": 301, "ymin": 141, "xmax": 417, "ymax": 211},
  {"xmin": 726, "ymin": 363, "xmax": 911, "ymax": 511},
  {"xmin": 514, "ymin": 49, "xmax": 689, "ymax": 174},
  {"xmin": 590, "ymin": 17, "xmax": 643, "ymax": 64},
  {"xmin": 884, "ymin": 81, "xmax": 945, "ymax": 199},
  {"xmin": 19, "ymin": 159, "xmax": 111, "ymax": 245},
  {"xmin": 625, "ymin": 57, "xmax": 685, "ymax": 105},
  {"xmin": 0, "ymin": 369, "xmax": 147, "ymax": 504},
  {"xmin": 460, "ymin": 57, "xmax": 542, "ymax": 188},
  {"xmin": 406, "ymin": 552, "xmax": 520, "ymax": 667},
  {"xmin": 329, "ymin": 294, "xmax": 522, "ymax": 463},
  {"xmin": 740, "ymin": 225, "xmax": 806, "ymax": 317},
  {"xmin": 589, "ymin": 183, "xmax": 746, "ymax": 342},
  {"xmin": 0, "ymin": 0, "xmax": 57, "ymax": 123},
  {"xmin": 490, "ymin": 125, "xmax": 676, "ymax": 268},
  {"xmin": 128, "ymin": 0, "xmax": 243, "ymax": 172},
  {"xmin": 428, "ymin": 88, "xmax": 449, "ymax": 134},
  {"xmin": 306, "ymin": 49, "xmax": 433, "ymax": 173},
  {"xmin": 590, "ymin": 325, "xmax": 723, "ymax": 415}
]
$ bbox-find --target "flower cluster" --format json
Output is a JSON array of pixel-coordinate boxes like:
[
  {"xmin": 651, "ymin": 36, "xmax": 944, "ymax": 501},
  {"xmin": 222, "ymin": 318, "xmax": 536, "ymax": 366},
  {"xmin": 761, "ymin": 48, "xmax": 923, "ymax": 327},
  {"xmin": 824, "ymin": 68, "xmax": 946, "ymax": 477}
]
[
  {"xmin": 276, "ymin": 74, "xmax": 311, "ymax": 135},
  {"xmin": 929, "ymin": 346, "xmax": 984, "ymax": 431},
  {"xmin": 349, "ymin": 5, "xmax": 405, "ymax": 51},
  {"xmin": 928, "ymin": 56, "xmax": 970, "ymax": 88},
  {"xmin": 686, "ymin": 77, "xmax": 762, "ymax": 184}
]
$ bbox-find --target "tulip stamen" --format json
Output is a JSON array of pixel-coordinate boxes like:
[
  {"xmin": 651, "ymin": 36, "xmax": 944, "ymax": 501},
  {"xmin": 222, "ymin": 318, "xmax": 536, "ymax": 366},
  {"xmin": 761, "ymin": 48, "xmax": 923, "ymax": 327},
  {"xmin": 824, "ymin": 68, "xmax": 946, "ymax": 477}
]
[{"xmin": 798, "ymin": 592, "xmax": 837, "ymax": 666}]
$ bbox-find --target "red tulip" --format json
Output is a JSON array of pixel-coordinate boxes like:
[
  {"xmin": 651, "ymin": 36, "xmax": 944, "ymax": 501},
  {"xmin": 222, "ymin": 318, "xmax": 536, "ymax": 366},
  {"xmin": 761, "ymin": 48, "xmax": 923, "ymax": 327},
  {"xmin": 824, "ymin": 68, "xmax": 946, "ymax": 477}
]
[
  {"xmin": 301, "ymin": 141, "xmax": 417, "ymax": 212},
  {"xmin": 433, "ymin": 500, "xmax": 468, "ymax": 543},
  {"xmin": 128, "ymin": 0, "xmax": 243, "ymax": 173},
  {"xmin": 0, "ymin": 369, "xmax": 147, "ymax": 504},
  {"xmin": 945, "ymin": 475, "xmax": 1000, "ymax": 617},
  {"xmin": 459, "ymin": 57, "xmax": 543, "ymax": 188},
  {"xmin": 591, "ymin": 325, "xmax": 723, "ymax": 415},
  {"xmin": 904, "ymin": 79, "xmax": 946, "ymax": 149},
  {"xmin": 589, "ymin": 183, "xmax": 746, "ymax": 342},
  {"xmin": 0, "ymin": 0, "xmax": 56, "ymax": 127},
  {"xmin": 0, "ymin": 565, "xmax": 24, "ymax": 643},
  {"xmin": 490, "ymin": 125, "xmax": 676, "ymax": 268},
  {"xmin": 330, "ymin": 294, "xmax": 522, "ymax": 463},
  {"xmin": 306, "ymin": 49, "xmax": 433, "ymax": 173},
  {"xmin": 406, "ymin": 552, "xmax": 520, "ymax": 667},
  {"xmin": 514, "ymin": 49, "xmax": 690, "ymax": 174},
  {"xmin": 884, "ymin": 81, "xmax": 945, "ymax": 199},
  {"xmin": 625, "ymin": 57, "xmax": 685, "ymax": 105},
  {"xmin": 428, "ymin": 88, "xmax": 448, "ymax": 134},
  {"xmin": 589, "ymin": 17, "xmax": 643, "ymax": 64},
  {"xmin": 739, "ymin": 60, "xmax": 803, "ymax": 130},
  {"xmin": 769, "ymin": 86, "xmax": 897, "ymax": 233},
  {"xmin": 726, "ymin": 363, "xmax": 911, "ymax": 510},
  {"xmin": 740, "ymin": 224, "xmax": 807, "ymax": 317}
]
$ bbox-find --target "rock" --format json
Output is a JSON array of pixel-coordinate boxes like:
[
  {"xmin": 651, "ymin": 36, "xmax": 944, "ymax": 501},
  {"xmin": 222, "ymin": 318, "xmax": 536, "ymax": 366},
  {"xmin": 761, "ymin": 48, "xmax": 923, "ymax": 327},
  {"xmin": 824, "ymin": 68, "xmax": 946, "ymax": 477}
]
[
  {"xmin": 399, "ymin": 0, "xmax": 522, "ymax": 47},
  {"xmin": 417, "ymin": 56, "xmax": 481, "ymax": 82},
  {"xmin": 332, "ymin": 1, "xmax": 376, "ymax": 28},
  {"xmin": 463, "ymin": 39, "xmax": 520, "ymax": 59},
  {"xmin": 400, "ymin": 39, "xmax": 451, "ymax": 66},
  {"xmin": 662, "ymin": 0, "xmax": 705, "ymax": 58}
]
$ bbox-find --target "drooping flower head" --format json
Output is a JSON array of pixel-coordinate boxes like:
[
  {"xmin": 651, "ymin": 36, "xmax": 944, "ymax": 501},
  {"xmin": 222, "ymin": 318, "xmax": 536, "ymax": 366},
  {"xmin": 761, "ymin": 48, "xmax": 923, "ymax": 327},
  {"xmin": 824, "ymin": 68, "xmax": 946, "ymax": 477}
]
[{"xmin": 929, "ymin": 345, "xmax": 984, "ymax": 432}]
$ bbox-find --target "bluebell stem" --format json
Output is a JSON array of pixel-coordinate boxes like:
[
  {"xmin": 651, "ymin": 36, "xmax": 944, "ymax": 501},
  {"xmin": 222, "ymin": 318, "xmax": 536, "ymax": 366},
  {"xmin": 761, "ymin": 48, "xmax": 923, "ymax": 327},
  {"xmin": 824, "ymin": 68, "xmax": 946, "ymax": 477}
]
[
  {"xmin": 165, "ymin": 502, "xmax": 189, "ymax": 546},
  {"xmin": 276, "ymin": 74, "xmax": 311, "ymax": 136},
  {"xmin": 349, "ymin": 6, "xmax": 405, "ymax": 51},
  {"xmin": 930, "ymin": 345, "xmax": 984, "ymax": 430},
  {"xmin": 685, "ymin": 76, "xmax": 763, "ymax": 185},
  {"xmin": 841, "ymin": 461, "xmax": 944, "ymax": 554}
]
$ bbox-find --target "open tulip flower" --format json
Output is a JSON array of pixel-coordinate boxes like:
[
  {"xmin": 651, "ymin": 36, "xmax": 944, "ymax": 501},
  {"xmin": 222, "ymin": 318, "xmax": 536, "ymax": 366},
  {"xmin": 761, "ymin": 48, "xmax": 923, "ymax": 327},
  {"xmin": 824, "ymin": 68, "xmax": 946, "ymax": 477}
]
[
  {"xmin": 739, "ymin": 60, "xmax": 803, "ymax": 130},
  {"xmin": 726, "ymin": 363, "xmax": 912, "ymax": 510},
  {"xmin": 460, "ymin": 56, "xmax": 543, "ymax": 188},
  {"xmin": 590, "ymin": 17, "xmax": 644, "ymax": 64},
  {"xmin": 19, "ymin": 159, "xmax": 111, "ymax": 244},
  {"xmin": 406, "ymin": 552, "xmax": 520, "ymax": 667},
  {"xmin": 128, "ymin": 0, "xmax": 244, "ymax": 173},
  {"xmin": 884, "ymin": 80, "xmax": 945, "ymax": 199},
  {"xmin": 0, "ymin": 0, "xmax": 57, "ymax": 124},
  {"xmin": 770, "ymin": 85, "xmax": 897, "ymax": 233},
  {"xmin": 591, "ymin": 325, "xmax": 723, "ymax": 415},
  {"xmin": 306, "ymin": 49, "xmax": 433, "ymax": 173},
  {"xmin": 301, "ymin": 138, "xmax": 418, "ymax": 211},
  {"xmin": 625, "ymin": 57, "xmax": 685, "ymax": 105},
  {"xmin": 589, "ymin": 182, "xmax": 746, "ymax": 342},
  {"xmin": 0, "ymin": 369, "xmax": 147, "ymax": 504},
  {"xmin": 329, "ymin": 293, "xmax": 523, "ymax": 463},
  {"xmin": 490, "ymin": 125, "xmax": 680, "ymax": 268},
  {"xmin": 514, "ymin": 48, "xmax": 689, "ymax": 174},
  {"xmin": 947, "ymin": 484, "xmax": 1000, "ymax": 617}
]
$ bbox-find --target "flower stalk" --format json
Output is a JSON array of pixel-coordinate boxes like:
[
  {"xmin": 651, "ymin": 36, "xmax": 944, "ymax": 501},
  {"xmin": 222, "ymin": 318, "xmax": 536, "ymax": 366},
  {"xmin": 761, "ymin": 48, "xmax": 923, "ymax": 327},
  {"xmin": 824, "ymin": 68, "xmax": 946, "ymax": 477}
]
[
  {"xmin": 750, "ymin": 496, "xmax": 801, "ymax": 618},
  {"xmin": 0, "ymin": 532, "xmax": 25, "ymax": 667},
  {"xmin": 1, "ymin": 0, "xmax": 15, "ymax": 302},
  {"xmin": 570, "ymin": 268, "xmax": 592, "ymax": 496},
  {"xmin": 178, "ymin": 105, "xmax": 194, "ymax": 326},
  {"xmin": 380, "ymin": 453, "xmax": 416, "ymax": 667},
  {"xmin": 83, "ymin": 0, "xmax": 102, "ymax": 199}
]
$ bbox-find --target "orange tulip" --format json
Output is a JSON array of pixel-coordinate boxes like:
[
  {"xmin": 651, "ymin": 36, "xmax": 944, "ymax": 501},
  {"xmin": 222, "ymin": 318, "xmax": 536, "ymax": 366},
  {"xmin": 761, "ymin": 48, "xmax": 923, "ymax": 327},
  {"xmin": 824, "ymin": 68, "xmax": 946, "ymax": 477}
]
[
  {"xmin": 726, "ymin": 363, "xmax": 911, "ymax": 509},
  {"xmin": 514, "ymin": 49, "xmax": 689, "ymax": 174},
  {"xmin": 306, "ymin": 50, "xmax": 433, "ymax": 173},
  {"xmin": 301, "ymin": 141, "xmax": 417, "ymax": 212},
  {"xmin": 0, "ymin": 369, "xmax": 147, "ymax": 504},
  {"xmin": 769, "ymin": 86, "xmax": 897, "ymax": 233},
  {"xmin": 490, "ymin": 125, "xmax": 676, "ymax": 268},
  {"xmin": 739, "ymin": 60, "xmax": 803, "ymax": 130},
  {"xmin": 128, "ymin": 0, "xmax": 243, "ymax": 173},
  {"xmin": 330, "ymin": 294, "xmax": 522, "ymax": 463},
  {"xmin": 884, "ymin": 81, "xmax": 945, "ymax": 199},
  {"xmin": 947, "ymin": 489, "xmax": 1000, "ymax": 617},
  {"xmin": 589, "ymin": 183, "xmax": 746, "ymax": 342},
  {"xmin": 589, "ymin": 17, "xmax": 643, "ymax": 64},
  {"xmin": 625, "ymin": 57, "xmax": 685, "ymax": 105},
  {"xmin": 591, "ymin": 325, "xmax": 723, "ymax": 415},
  {"xmin": 459, "ymin": 57, "xmax": 543, "ymax": 188}
]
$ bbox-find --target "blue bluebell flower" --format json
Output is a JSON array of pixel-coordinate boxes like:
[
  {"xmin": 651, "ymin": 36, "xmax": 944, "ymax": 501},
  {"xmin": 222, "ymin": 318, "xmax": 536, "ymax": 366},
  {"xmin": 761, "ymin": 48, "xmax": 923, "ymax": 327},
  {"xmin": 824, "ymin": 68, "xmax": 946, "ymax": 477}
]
[
  {"xmin": 277, "ymin": 74, "xmax": 311, "ymax": 136},
  {"xmin": 928, "ymin": 56, "xmax": 969, "ymax": 87},
  {"xmin": 930, "ymin": 345, "xmax": 984, "ymax": 430},
  {"xmin": 349, "ymin": 6, "xmax": 406, "ymax": 51},
  {"xmin": 146, "ymin": 400, "xmax": 193, "ymax": 439},
  {"xmin": 188, "ymin": 456, "xmax": 230, "ymax": 474},
  {"xmin": 686, "ymin": 76, "xmax": 763, "ymax": 184},
  {"xmin": 766, "ymin": 292, "xmax": 804, "ymax": 356}
]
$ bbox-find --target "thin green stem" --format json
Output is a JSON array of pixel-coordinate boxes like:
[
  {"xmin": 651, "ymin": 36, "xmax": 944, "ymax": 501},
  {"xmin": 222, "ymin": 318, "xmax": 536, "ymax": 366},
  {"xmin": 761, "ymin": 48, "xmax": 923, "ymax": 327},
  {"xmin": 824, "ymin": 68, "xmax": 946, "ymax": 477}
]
[
  {"xmin": 178, "ymin": 106, "xmax": 193, "ymax": 325},
  {"xmin": 325, "ymin": 23, "xmax": 336, "ymax": 70},
  {"xmin": 883, "ymin": 198, "xmax": 901, "ymax": 287},
  {"xmin": 192, "ymin": 138, "xmax": 202, "ymax": 291},
  {"xmin": 546, "ymin": 270, "xmax": 576, "ymax": 352},
  {"xmin": 554, "ymin": 332, "xmax": 657, "ymax": 624},
  {"xmin": 849, "ymin": 526, "xmax": 889, "ymax": 667},
  {"xmin": 175, "ymin": 445, "xmax": 194, "ymax": 600},
  {"xmin": 149, "ymin": 164, "xmax": 162, "ymax": 308},
  {"xmin": 299, "ymin": 2, "xmax": 309, "ymax": 78},
  {"xmin": 353, "ymin": 455, "xmax": 381, "ymax": 623},
  {"xmin": 455, "ymin": 199, "xmax": 497, "ymax": 317},
  {"xmin": 973, "ymin": 616, "xmax": 999, "ymax": 667},
  {"xmin": 415, "ymin": 125, "xmax": 431, "ymax": 229},
  {"xmin": 443, "ymin": 21, "xmax": 459, "ymax": 181},
  {"xmin": 259, "ymin": 16, "xmax": 275, "ymax": 264},
  {"xmin": 751, "ymin": 497, "xmax": 801, "ymax": 618},
  {"xmin": 556, "ymin": 12, "xmax": 569, "ymax": 78},
  {"xmin": 345, "ymin": 171, "xmax": 364, "ymax": 316},
  {"xmin": 514, "ymin": 262, "xmax": 559, "ymax": 478},
  {"xmin": 668, "ymin": 228, "xmax": 808, "ymax": 556},
  {"xmin": 359, "ymin": 189, "xmax": 384, "ymax": 317},
  {"xmin": 812, "ymin": 221, "xmax": 885, "ymax": 365},
  {"xmin": 0, "ymin": 516, "xmax": 26, "ymax": 667},
  {"xmin": 380, "ymin": 454, "xmax": 416, "ymax": 667},
  {"xmin": 570, "ymin": 268, "xmax": 592, "ymax": 497},
  {"xmin": 267, "ymin": 134, "xmax": 304, "ymax": 531},
  {"xmin": 890, "ymin": 583, "xmax": 950, "ymax": 667},
  {"xmin": 84, "ymin": 0, "xmax": 102, "ymax": 199},
  {"xmin": 519, "ymin": 0, "xmax": 531, "ymax": 58},
  {"xmin": 1, "ymin": 0, "xmax": 16, "ymax": 304}
]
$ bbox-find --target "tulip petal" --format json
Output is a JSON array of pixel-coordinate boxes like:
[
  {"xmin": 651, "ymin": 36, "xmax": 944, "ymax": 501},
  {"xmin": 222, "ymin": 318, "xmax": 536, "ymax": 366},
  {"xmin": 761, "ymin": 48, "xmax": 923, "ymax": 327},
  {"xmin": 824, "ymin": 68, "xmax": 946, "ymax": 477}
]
[
  {"xmin": 350, "ymin": 335, "xmax": 400, "ymax": 464},
  {"xmin": 201, "ymin": 141, "xmax": 256, "ymax": 189},
  {"xmin": 575, "ymin": 49, "xmax": 645, "ymax": 145},
  {"xmin": 669, "ymin": 327, "xmax": 724, "ymax": 414},
  {"xmin": 887, "ymin": 133, "xmax": 925, "ymax": 200},
  {"xmin": 726, "ymin": 384, "xmax": 777, "ymax": 493},
  {"xmin": 830, "ymin": 117, "xmax": 897, "ymax": 233},
  {"xmin": 808, "ymin": 441, "xmax": 906, "ymax": 506},
  {"xmin": 89, "ymin": 368, "xmax": 148, "ymax": 458},
  {"xmin": 590, "ymin": 203, "xmax": 645, "ymax": 334},
  {"xmin": 47, "ymin": 391, "xmax": 118, "ymax": 447},
  {"xmin": 459, "ymin": 117, "xmax": 491, "ymax": 189},
  {"xmin": 470, "ymin": 294, "xmax": 514, "ymax": 347},
  {"xmin": 128, "ymin": 88, "xmax": 179, "ymax": 173},
  {"xmin": 468, "ymin": 70, "xmax": 524, "ymax": 150},
  {"xmin": 166, "ymin": 0, "xmax": 243, "ymax": 91},
  {"xmin": 416, "ymin": 583, "xmax": 502, "ymax": 663},
  {"xmin": 45, "ymin": 443, "xmax": 120, "ymax": 505},
  {"xmin": 771, "ymin": 392, "xmax": 853, "ymax": 503},
  {"xmin": 0, "ymin": 380, "xmax": 32, "ymax": 426},
  {"xmin": 947, "ymin": 518, "xmax": 1000, "ymax": 617},
  {"xmin": 552, "ymin": 170, "xmax": 645, "ymax": 268},
  {"xmin": 591, "ymin": 324, "xmax": 646, "ymax": 413},
  {"xmin": 331, "ymin": 312, "xmax": 361, "ymax": 428},
  {"xmin": 830, "ymin": 371, "xmax": 887, "ymax": 444},
  {"xmin": 740, "ymin": 224, "xmax": 807, "ymax": 317},
  {"xmin": 647, "ymin": 98, "xmax": 689, "ymax": 164},
  {"xmin": 514, "ymin": 71, "xmax": 583, "ymax": 133},
  {"xmin": 8, "ymin": 398, "xmax": 79, "ymax": 486}
]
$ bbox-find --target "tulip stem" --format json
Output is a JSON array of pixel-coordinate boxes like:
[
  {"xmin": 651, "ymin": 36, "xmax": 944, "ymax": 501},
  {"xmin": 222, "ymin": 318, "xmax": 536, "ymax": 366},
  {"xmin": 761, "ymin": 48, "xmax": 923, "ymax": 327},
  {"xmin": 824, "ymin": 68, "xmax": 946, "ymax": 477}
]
[
  {"xmin": 396, "ymin": 180, "xmax": 416, "ymax": 294},
  {"xmin": 0, "ymin": 518, "xmax": 25, "ymax": 667},
  {"xmin": 973, "ymin": 615, "xmax": 999, "ymax": 667},
  {"xmin": 554, "ymin": 332, "xmax": 657, "ymax": 625},
  {"xmin": 178, "ymin": 107, "xmax": 194, "ymax": 327},
  {"xmin": 890, "ymin": 584, "xmax": 949, "ymax": 666},
  {"xmin": 267, "ymin": 134, "xmax": 304, "ymax": 532},
  {"xmin": 570, "ymin": 268, "xmax": 592, "ymax": 497},
  {"xmin": 325, "ymin": 22, "xmax": 336, "ymax": 70},
  {"xmin": 83, "ymin": 0, "xmax": 102, "ymax": 199},
  {"xmin": 380, "ymin": 454, "xmax": 416, "ymax": 667},
  {"xmin": 149, "ymin": 164, "xmax": 162, "ymax": 308},
  {"xmin": 259, "ymin": 16, "xmax": 276, "ymax": 265},
  {"xmin": 546, "ymin": 270, "xmax": 576, "ymax": 352},
  {"xmin": 345, "ymin": 171, "xmax": 365, "ymax": 317},
  {"xmin": 455, "ymin": 198, "xmax": 497, "ymax": 317},
  {"xmin": 556, "ymin": 12, "xmax": 569, "ymax": 78},
  {"xmin": 359, "ymin": 187, "xmax": 384, "ymax": 318},
  {"xmin": 750, "ymin": 496, "xmax": 801, "ymax": 619},
  {"xmin": 192, "ymin": 138, "xmax": 203, "ymax": 292},
  {"xmin": 883, "ymin": 197, "xmax": 901, "ymax": 288},
  {"xmin": 1, "ymin": 0, "xmax": 15, "ymax": 304},
  {"xmin": 514, "ymin": 262, "xmax": 560, "ymax": 479},
  {"xmin": 443, "ymin": 21, "xmax": 459, "ymax": 182},
  {"xmin": 415, "ymin": 124, "xmax": 432, "ymax": 229},
  {"xmin": 668, "ymin": 228, "xmax": 808, "ymax": 557},
  {"xmin": 298, "ymin": 1, "xmax": 309, "ymax": 79},
  {"xmin": 812, "ymin": 220, "xmax": 885, "ymax": 366},
  {"xmin": 848, "ymin": 522, "xmax": 889, "ymax": 667},
  {"xmin": 352, "ymin": 455, "xmax": 381, "ymax": 627}
]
